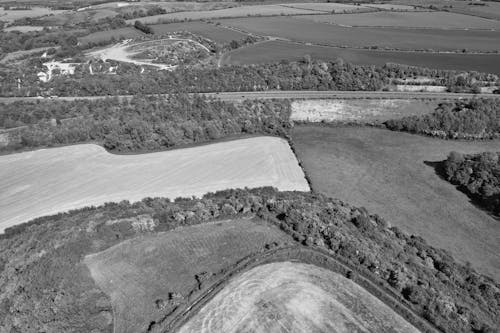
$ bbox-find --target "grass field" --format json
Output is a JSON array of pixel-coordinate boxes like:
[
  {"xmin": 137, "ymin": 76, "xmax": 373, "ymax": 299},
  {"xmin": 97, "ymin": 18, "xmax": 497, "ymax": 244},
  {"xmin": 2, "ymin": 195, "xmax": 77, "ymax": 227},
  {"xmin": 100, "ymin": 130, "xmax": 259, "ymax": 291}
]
[
  {"xmin": 291, "ymin": 125, "xmax": 500, "ymax": 279},
  {"xmin": 279, "ymin": 2, "xmax": 375, "ymax": 13},
  {"xmin": 302, "ymin": 11, "xmax": 500, "ymax": 30},
  {"xmin": 0, "ymin": 137, "xmax": 309, "ymax": 232},
  {"xmin": 399, "ymin": 0, "xmax": 500, "ymax": 20},
  {"xmin": 217, "ymin": 16, "xmax": 500, "ymax": 52},
  {"xmin": 0, "ymin": 6, "xmax": 65, "ymax": 23},
  {"xmin": 179, "ymin": 262, "xmax": 419, "ymax": 333},
  {"xmin": 221, "ymin": 40, "xmax": 500, "ymax": 75},
  {"xmin": 291, "ymin": 99, "xmax": 438, "ymax": 123},
  {"xmin": 151, "ymin": 22, "xmax": 247, "ymax": 44},
  {"xmin": 78, "ymin": 27, "xmax": 144, "ymax": 46},
  {"xmin": 3, "ymin": 25, "xmax": 45, "ymax": 32},
  {"xmin": 85, "ymin": 218, "xmax": 292, "ymax": 333}
]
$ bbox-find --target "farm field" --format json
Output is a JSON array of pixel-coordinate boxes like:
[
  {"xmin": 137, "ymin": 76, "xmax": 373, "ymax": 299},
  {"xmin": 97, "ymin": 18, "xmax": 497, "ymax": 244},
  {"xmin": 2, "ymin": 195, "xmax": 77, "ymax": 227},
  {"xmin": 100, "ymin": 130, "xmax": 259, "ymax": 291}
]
[
  {"xmin": 221, "ymin": 40, "xmax": 500, "ymax": 75},
  {"xmin": 130, "ymin": 4, "xmax": 326, "ymax": 24},
  {"xmin": 291, "ymin": 125, "xmax": 500, "ymax": 279},
  {"xmin": 301, "ymin": 11, "xmax": 500, "ymax": 30},
  {"xmin": 85, "ymin": 218, "xmax": 292, "ymax": 333},
  {"xmin": 290, "ymin": 99, "xmax": 438, "ymax": 123},
  {"xmin": 179, "ymin": 262, "xmax": 420, "ymax": 333},
  {"xmin": 216, "ymin": 16, "xmax": 500, "ymax": 52},
  {"xmin": 0, "ymin": 6, "xmax": 65, "ymax": 23},
  {"xmin": 151, "ymin": 22, "xmax": 247, "ymax": 44},
  {"xmin": 279, "ymin": 2, "xmax": 375, "ymax": 13},
  {"xmin": 78, "ymin": 27, "xmax": 144, "ymax": 46},
  {"xmin": 3, "ymin": 25, "xmax": 45, "ymax": 32},
  {"xmin": 398, "ymin": 0, "xmax": 500, "ymax": 20},
  {"xmin": 0, "ymin": 137, "xmax": 309, "ymax": 232}
]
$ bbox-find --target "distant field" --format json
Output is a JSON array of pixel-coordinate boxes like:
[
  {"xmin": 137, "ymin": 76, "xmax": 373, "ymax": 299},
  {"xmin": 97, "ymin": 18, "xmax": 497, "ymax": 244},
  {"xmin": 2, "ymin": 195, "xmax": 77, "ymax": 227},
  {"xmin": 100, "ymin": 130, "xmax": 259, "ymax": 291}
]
[
  {"xmin": 151, "ymin": 22, "xmax": 247, "ymax": 44},
  {"xmin": 179, "ymin": 262, "xmax": 419, "ymax": 333},
  {"xmin": 3, "ymin": 25, "xmax": 45, "ymax": 32},
  {"xmin": 292, "ymin": 125, "xmax": 500, "ymax": 279},
  {"xmin": 217, "ymin": 16, "xmax": 500, "ymax": 52},
  {"xmin": 291, "ymin": 99, "xmax": 438, "ymax": 123},
  {"xmin": 302, "ymin": 11, "xmax": 500, "ymax": 30},
  {"xmin": 85, "ymin": 218, "xmax": 292, "ymax": 333},
  {"xmin": 279, "ymin": 2, "xmax": 375, "ymax": 13},
  {"xmin": 365, "ymin": 4, "xmax": 424, "ymax": 11},
  {"xmin": 0, "ymin": 6, "xmax": 65, "ymax": 22},
  {"xmin": 398, "ymin": 0, "xmax": 500, "ymax": 20},
  {"xmin": 221, "ymin": 40, "xmax": 500, "ymax": 75},
  {"xmin": 0, "ymin": 137, "xmax": 309, "ymax": 231},
  {"xmin": 78, "ymin": 27, "xmax": 144, "ymax": 46},
  {"xmin": 130, "ymin": 4, "xmax": 325, "ymax": 24}
]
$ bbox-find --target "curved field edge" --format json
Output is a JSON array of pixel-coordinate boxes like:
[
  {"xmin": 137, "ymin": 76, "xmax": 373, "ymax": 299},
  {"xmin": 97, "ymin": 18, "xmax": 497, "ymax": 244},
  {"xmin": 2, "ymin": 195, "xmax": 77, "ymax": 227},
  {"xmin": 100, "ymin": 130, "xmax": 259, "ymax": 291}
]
[{"xmin": 166, "ymin": 246, "xmax": 439, "ymax": 333}]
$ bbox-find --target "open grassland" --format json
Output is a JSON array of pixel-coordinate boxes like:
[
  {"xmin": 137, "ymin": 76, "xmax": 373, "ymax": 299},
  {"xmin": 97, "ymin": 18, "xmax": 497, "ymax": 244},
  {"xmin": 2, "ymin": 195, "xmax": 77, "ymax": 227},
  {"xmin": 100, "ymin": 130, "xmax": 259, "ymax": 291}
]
[
  {"xmin": 130, "ymin": 4, "xmax": 325, "ymax": 24},
  {"xmin": 399, "ymin": 0, "xmax": 500, "ymax": 21},
  {"xmin": 3, "ymin": 25, "xmax": 45, "ymax": 32},
  {"xmin": 0, "ymin": 6, "xmax": 65, "ymax": 23},
  {"xmin": 85, "ymin": 218, "xmax": 292, "ymax": 333},
  {"xmin": 291, "ymin": 99, "xmax": 438, "ymax": 123},
  {"xmin": 279, "ymin": 2, "xmax": 375, "ymax": 13},
  {"xmin": 78, "ymin": 27, "xmax": 144, "ymax": 46},
  {"xmin": 302, "ymin": 11, "xmax": 500, "ymax": 30},
  {"xmin": 151, "ymin": 22, "xmax": 247, "ymax": 44},
  {"xmin": 221, "ymin": 40, "xmax": 500, "ymax": 75},
  {"xmin": 179, "ymin": 262, "xmax": 420, "ymax": 333},
  {"xmin": 0, "ymin": 137, "xmax": 309, "ymax": 232},
  {"xmin": 217, "ymin": 16, "xmax": 500, "ymax": 52},
  {"xmin": 292, "ymin": 125, "xmax": 500, "ymax": 278}
]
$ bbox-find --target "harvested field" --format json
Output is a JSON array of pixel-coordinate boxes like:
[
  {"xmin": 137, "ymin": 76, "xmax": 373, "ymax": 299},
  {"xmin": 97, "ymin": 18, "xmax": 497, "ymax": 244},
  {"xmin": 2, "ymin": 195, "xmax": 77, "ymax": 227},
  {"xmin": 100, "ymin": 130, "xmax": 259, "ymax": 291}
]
[
  {"xmin": 3, "ymin": 25, "xmax": 45, "ymax": 32},
  {"xmin": 302, "ymin": 11, "xmax": 500, "ymax": 30},
  {"xmin": 292, "ymin": 125, "xmax": 500, "ymax": 279},
  {"xmin": 151, "ymin": 22, "xmax": 247, "ymax": 44},
  {"xmin": 85, "ymin": 218, "xmax": 292, "ymax": 333},
  {"xmin": 0, "ymin": 137, "xmax": 309, "ymax": 232},
  {"xmin": 179, "ymin": 262, "xmax": 420, "ymax": 333},
  {"xmin": 217, "ymin": 16, "xmax": 500, "ymax": 52},
  {"xmin": 291, "ymin": 99, "xmax": 438, "ymax": 123},
  {"xmin": 221, "ymin": 40, "xmax": 500, "ymax": 75},
  {"xmin": 130, "ymin": 4, "xmax": 325, "ymax": 24},
  {"xmin": 78, "ymin": 27, "xmax": 144, "ymax": 46}
]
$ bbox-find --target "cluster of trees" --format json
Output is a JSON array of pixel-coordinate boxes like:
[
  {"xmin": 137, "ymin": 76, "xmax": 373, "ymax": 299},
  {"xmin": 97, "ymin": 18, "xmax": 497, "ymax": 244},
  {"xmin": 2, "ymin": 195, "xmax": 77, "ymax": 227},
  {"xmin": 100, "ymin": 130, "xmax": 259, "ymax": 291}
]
[
  {"xmin": 0, "ymin": 95, "xmax": 292, "ymax": 153},
  {"xmin": 443, "ymin": 151, "xmax": 500, "ymax": 217},
  {"xmin": 118, "ymin": 5, "xmax": 166, "ymax": 20},
  {"xmin": 134, "ymin": 20, "xmax": 152, "ymax": 34},
  {"xmin": 1, "ymin": 188, "xmax": 498, "ymax": 333},
  {"xmin": 384, "ymin": 99, "xmax": 500, "ymax": 139}
]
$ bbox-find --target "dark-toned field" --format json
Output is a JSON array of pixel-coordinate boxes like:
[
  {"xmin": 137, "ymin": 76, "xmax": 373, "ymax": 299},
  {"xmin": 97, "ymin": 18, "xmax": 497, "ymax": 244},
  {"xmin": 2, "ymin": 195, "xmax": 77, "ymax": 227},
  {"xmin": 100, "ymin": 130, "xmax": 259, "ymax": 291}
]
[
  {"xmin": 84, "ymin": 218, "xmax": 292, "ymax": 333},
  {"xmin": 151, "ymin": 22, "xmax": 247, "ymax": 44},
  {"xmin": 217, "ymin": 16, "xmax": 500, "ymax": 52},
  {"xmin": 221, "ymin": 40, "xmax": 500, "ymax": 75},
  {"xmin": 291, "ymin": 125, "xmax": 500, "ymax": 279}
]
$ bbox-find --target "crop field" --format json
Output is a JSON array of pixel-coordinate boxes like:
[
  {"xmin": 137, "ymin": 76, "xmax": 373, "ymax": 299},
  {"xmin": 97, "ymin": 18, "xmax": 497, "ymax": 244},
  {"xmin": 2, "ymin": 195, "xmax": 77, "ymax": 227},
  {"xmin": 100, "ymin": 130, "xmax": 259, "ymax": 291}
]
[
  {"xmin": 179, "ymin": 262, "xmax": 420, "ymax": 333},
  {"xmin": 292, "ymin": 125, "xmax": 500, "ymax": 279},
  {"xmin": 130, "ymin": 4, "xmax": 326, "ymax": 24},
  {"xmin": 0, "ymin": 137, "xmax": 309, "ymax": 232},
  {"xmin": 85, "ymin": 218, "xmax": 293, "ymax": 333},
  {"xmin": 400, "ymin": 0, "xmax": 500, "ymax": 21},
  {"xmin": 291, "ymin": 99, "xmax": 438, "ymax": 123},
  {"xmin": 216, "ymin": 16, "xmax": 500, "ymax": 52},
  {"xmin": 221, "ymin": 40, "xmax": 500, "ymax": 75},
  {"xmin": 78, "ymin": 27, "xmax": 144, "ymax": 46},
  {"xmin": 3, "ymin": 25, "xmax": 45, "ymax": 32},
  {"xmin": 0, "ymin": 6, "xmax": 65, "ymax": 23},
  {"xmin": 366, "ymin": 4, "xmax": 425, "ymax": 11},
  {"xmin": 302, "ymin": 11, "xmax": 500, "ymax": 30},
  {"xmin": 280, "ymin": 2, "xmax": 375, "ymax": 13},
  {"xmin": 151, "ymin": 22, "xmax": 247, "ymax": 44}
]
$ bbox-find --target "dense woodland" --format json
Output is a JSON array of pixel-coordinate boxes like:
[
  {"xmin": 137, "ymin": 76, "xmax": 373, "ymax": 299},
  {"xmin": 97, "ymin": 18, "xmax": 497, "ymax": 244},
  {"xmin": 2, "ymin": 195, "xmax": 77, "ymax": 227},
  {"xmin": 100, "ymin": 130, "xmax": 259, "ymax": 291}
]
[
  {"xmin": 1, "ymin": 188, "xmax": 498, "ymax": 333},
  {"xmin": 0, "ymin": 95, "xmax": 291, "ymax": 153},
  {"xmin": 384, "ymin": 99, "xmax": 500, "ymax": 139},
  {"xmin": 443, "ymin": 151, "xmax": 500, "ymax": 217}
]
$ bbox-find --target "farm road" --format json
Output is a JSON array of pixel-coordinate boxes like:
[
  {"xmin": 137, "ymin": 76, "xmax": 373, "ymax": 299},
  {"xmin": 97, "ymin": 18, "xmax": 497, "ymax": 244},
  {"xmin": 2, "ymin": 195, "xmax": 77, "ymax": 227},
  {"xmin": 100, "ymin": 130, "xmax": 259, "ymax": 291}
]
[{"xmin": 1, "ymin": 90, "xmax": 500, "ymax": 104}]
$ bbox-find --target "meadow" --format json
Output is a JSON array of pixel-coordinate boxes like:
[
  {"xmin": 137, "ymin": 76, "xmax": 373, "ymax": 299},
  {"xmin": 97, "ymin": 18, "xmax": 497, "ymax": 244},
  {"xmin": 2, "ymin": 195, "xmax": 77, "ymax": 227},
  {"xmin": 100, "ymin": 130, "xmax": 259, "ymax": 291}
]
[
  {"xmin": 221, "ymin": 40, "xmax": 500, "ymax": 75},
  {"xmin": 0, "ymin": 137, "xmax": 309, "ymax": 232},
  {"xmin": 85, "ymin": 218, "xmax": 292, "ymax": 333},
  {"xmin": 0, "ymin": 6, "xmax": 65, "ymax": 23},
  {"xmin": 151, "ymin": 22, "xmax": 247, "ymax": 44},
  {"xmin": 179, "ymin": 262, "xmax": 419, "ymax": 333},
  {"xmin": 78, "ymin": 27, "xmax": 144, "ymax": 46},
  {"xmin": 292, "ymin": 125, "xmax": 500, "ymax": 279},
  {"xmin": 216, "ymin": 16, "xmax": 500, "ymax": 52}
]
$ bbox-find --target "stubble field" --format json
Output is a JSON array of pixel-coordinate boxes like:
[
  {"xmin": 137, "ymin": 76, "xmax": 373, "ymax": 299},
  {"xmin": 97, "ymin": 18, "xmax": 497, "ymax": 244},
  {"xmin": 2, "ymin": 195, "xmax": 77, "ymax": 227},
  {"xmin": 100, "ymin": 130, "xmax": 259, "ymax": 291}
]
[{"xmin": 0, "ymin": 136, "xmax": 309, "ymax": 232}]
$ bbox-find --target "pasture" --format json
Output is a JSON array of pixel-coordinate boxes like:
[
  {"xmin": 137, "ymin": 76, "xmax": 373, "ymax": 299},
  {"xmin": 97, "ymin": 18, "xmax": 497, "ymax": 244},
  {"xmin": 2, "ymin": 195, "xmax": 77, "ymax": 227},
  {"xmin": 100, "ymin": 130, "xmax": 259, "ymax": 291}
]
[
  {"xmin": 291, "ymin": 99, "xmax": 438, "ymax": 123},
  {"xmin": 280, "ymin": 2, "xmax": 375, "ymax": 13},
  {"xmin": 3, "ymin": 25, "xmax": 45, "ymax": 32},
  {"xmin": 291, "ymin": 125, "xmax": 500, "ymax": 279},
  {"xmin": 216, "ymin": 16, "xmax": 500, "ymax": 52},
  {"xmin": 78, "ymin": 27, "xmax": 143, "ymax": 46},
  {"xmin": 221, "ymin": 40, "xmax": 500, "ymax": 75},
  {"xmin": 179, "ymin": 262, "xmax": 419, "ymax": 333},
  {"xmin": 0, "ymin": 137, "xmax": 309, "ymax": 232},
  {"xmin": 0, "ymin": 6, "xmax": 65, "ymax": 23},
  {"xmin": 85, "ymin": 218, "xmax": 292, "ymax": 333},
  {"xmin": 302, "ymin": 11, "xmax": 500, "ymax": 30},
  {"xmin": 151, "ymin": 22, "xmax": 247, "ymax": 44}
]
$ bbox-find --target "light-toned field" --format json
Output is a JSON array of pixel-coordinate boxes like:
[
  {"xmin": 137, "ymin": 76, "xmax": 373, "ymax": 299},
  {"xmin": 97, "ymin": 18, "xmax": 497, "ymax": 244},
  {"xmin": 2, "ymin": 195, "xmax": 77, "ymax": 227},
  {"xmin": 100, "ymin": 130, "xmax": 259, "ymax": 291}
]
[
  {"xmin": 302, "ymin": 11, "xmax": 500, "ymax": 30},
  {"xmin": 85, "ymin": 218, "xmax": 292, "ymax": 333},
  {"xmin": 78, "ymin": 27, "xmax": 144, "ymax": 46},
  {"xmin": 280, "ymin": 2, "xmax": 375, "ymax": 13},
  {"xmin": 291, "ymin": 99, "xmax": 438, "ymax": 123},
  {"xmin": 0, "ymin": 6, "xmax": 65, "ymax": 23},
  {"xmin": 366, "ymin": 4, "xmax": 423, "ymax": 11},
  {"xmin": 292, "ymin": 125, "xmax": 500, "ymax": 279},
  {"xmin": 3, "ymin": 25, "xmax": 45, "ymax": 32},
  {"xmin": 179, "ymin": 262, "xmax": 420, "ymax": 333},
  {"xmin": 0, "ymin": 137, "xmax": 309, "ymax": 232},
  {"xmin": 395, "ymin": 85, "xmax": 447, "ymax": 92},
  {"xmin": 151, "ymin": 22, "xmax": 247, "ymax": 44},
  {"xmin": 130, "ymin": 4, "xmax": 325, "ymax": 24}
]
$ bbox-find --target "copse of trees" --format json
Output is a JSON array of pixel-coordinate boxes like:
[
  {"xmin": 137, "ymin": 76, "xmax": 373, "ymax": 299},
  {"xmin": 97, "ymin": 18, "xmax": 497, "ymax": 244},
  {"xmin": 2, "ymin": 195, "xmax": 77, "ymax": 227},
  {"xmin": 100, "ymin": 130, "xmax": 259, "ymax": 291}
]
[
  {"xmin": 134, "ymin": 20, "xmax": 152, "ymax": 34},
  {"xmin": 384, "ymin": 99, "xmax": 500, "ymax": 139},
  {"xmin": 443, "ymin": 151, "xmax": 500, "ymax": 217}
]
